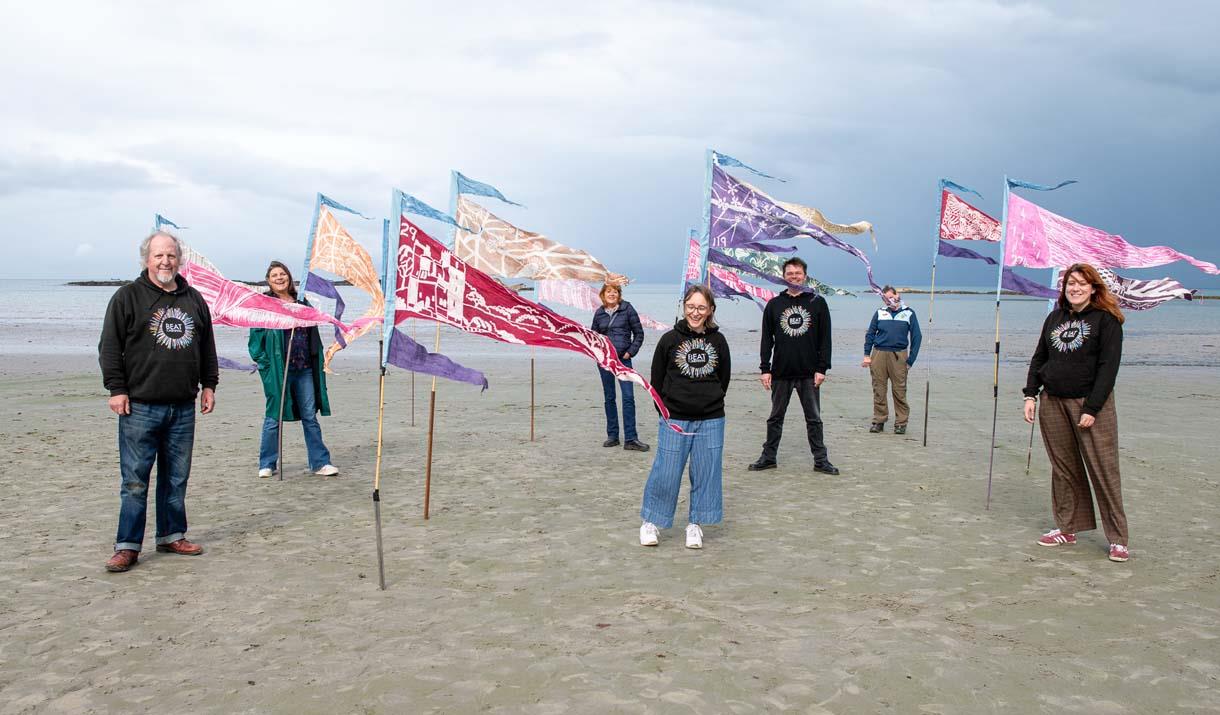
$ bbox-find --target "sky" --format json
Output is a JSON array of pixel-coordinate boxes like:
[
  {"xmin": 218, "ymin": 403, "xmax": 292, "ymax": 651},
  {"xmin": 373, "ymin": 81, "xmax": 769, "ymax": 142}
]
[{"xmin": 1, "ymin": 1, "xmax": 1217, "ymax": 289}]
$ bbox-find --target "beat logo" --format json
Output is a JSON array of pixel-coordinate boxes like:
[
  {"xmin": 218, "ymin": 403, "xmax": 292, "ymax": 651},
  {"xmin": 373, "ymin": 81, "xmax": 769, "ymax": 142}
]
[
  {"xmin": 779, "ymin": 305, "xmax": 812, "ymax": 338},
  {"xmin": 149, "ymin": 307, "xmax": 195, "ymax": 350},
  {"xmin": 1049, "ymin": 319, "xmax": 1090, "ymax": 353},
  {"xmin": 674, "ymin": 338, "xmax": 718, "ymax": 379}
]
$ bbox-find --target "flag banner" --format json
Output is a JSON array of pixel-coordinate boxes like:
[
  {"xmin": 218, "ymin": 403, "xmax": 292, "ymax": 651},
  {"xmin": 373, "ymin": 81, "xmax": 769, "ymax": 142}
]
[
  {"xmin": 179, "ymin": 245, "xmax": 349, "ymax": 330},
  {"xmin": 218, "ymin": 356, "xmax": 257, "ymax": 372},
  {"xmin": 319, "ymin": 194, "xmax": 373, "ymax": 220},
  {"xmin": 155, "ymin": 214, "xmax": 185, "ymax": 231},
  {"xmin": 455, "ymin": 171, "xmax": 524, "ymax": 207},
  {"xmin": 708, "ymin": 272, "xmax": 762, "ymax": 308},
  {"xmin": 942, "ymin": 179, "xmax": 983, "ymax": 199},
  {"xmin": 454, "ymin": 196, "xmax": 628, "ymax": 284},
  {"xmin": 391, "ymin": 215, "xmax": 678, "ymax": 429},
  {"xmin": 386, "ymin": 326, "xmax": 488, "ymax": 389},
  {"xmin": 710, "ymin": 165, "xmax": 881, "ymax": 291},
  {"xmin": 1069, "ymin": 268, "xmax": 1196, "ymax": 311},
  {"xmin": 935, "ymin": 240, "xmax": 1057, "ymax": 299},
  {"xmin": 712, "ymin": 247, "xmax": 843, "ymax": 295},
  {"xmin": 712, "ymin": 151, "xmax": 785, "ymax": 181},
  {"xmin": 536, "ymin": 279, "xmax": 668, "ymax": 330},
  {"xmin": 1005, "ymin": 193, "xmax": 1220, "ymax": 274},
  {"xmin": 707, "ymin": 263, "xmax": 776, "ymax": 307},
  {"xmin": 683, "ymin": 237, "xmax": 702, "ymax": 288},
  {"xmin": 306, "ymin": 205, "xmax": 386, "ymax": 369},
  {"xmin": 400, "ymin": 190, "xmax": 466, "ymax": 231},
  {"xmin": 764, "ymin": 189, "xmax": 876, "ymax": 250},
  {"xmin": 940, "ymin": 190, "xmax": 1001, "ymax": 242},
  {"xmin": 303, "ymin": 272, "xmax": 349, "ymax": 348},
  {"xmin": 1008, "ymin": 178, "xmax": 1077, "ymax": 192}
]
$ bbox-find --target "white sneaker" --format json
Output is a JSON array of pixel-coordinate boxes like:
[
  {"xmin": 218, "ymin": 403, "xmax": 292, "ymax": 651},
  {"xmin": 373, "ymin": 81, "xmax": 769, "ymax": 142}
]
[
  {"xmin": 685, "ymin": 523, "xmax": 703, "ymax": 549},
  {"xmin": 258, "ymin": 468, "xmax": 274, "ymax": 478},
  {"xmin": 315, "ymin": 464, "xmax": 339, "ymax": 476},
  {"xmin": 639, "ymin": 522, "xmax": 659, "ymax": 546}
]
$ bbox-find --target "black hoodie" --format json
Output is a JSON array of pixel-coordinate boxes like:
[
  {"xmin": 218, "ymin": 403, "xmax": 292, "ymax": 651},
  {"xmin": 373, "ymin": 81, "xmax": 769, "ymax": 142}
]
[
  {"xmin": 98, "ymin": 271, "xmax": 219, "ymax": 403},
  {"xmin": 1023, "ymin": 305, "xmax": 1122, "ymax": 416},
  {"xmin": 650, "ymin": 319, "xmax": 732, "ymax": 420},
  {"xmin": 759, "ymin": 290, "xmax": 832, "ymax": 378}
]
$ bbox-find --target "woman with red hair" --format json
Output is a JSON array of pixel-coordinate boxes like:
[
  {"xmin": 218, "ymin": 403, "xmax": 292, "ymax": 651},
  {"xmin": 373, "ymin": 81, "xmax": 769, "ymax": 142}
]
[{"xmin": 1023, "ymin": 263, "xmax": 1129, "ymax": 562}]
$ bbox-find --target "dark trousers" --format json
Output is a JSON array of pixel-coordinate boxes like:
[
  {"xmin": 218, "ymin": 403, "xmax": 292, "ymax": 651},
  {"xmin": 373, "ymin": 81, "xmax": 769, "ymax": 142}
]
[
  {"xmin": 598, "ymin": 358, "xmax": 637, "ymax": 442},
  {"xmin": 761, "ymin": 377, "xmax": 828, "ymax": 464}
]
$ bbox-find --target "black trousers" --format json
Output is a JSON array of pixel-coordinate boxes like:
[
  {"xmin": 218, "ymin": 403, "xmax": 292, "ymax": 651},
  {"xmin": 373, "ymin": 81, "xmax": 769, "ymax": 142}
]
[{"xmin": 761, "ymin": 377, "xmax": 828, "ymax": 464}]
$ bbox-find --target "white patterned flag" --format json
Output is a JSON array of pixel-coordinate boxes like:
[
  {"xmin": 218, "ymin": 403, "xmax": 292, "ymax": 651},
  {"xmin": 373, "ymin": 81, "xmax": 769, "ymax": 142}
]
[
  {"xmin": 1073, "ymin": 268, "xmax": 1196, "ymax": 311},
  {"xmin": 940, "ymin": 190, "xmax": 1001, "ymax": 242},
  {"xmin": 454, "ymin": 196, "xmax": 628, "ymax": 284}
]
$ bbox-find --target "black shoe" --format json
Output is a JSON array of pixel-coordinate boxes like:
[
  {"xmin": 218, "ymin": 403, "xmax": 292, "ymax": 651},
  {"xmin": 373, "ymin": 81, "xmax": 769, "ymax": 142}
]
[
  {"xmin": 894, "ymin": 424, "xmax": 907, "ymax": 435},
  {"xmin": 624, "ymin": 440, "xmax": 650, "ymax": 452},
  {"xmin": 814, "ymin": 462, "xmax": 840, "ymax": 475},
  {"xmin": 748, "ymin": 458, "xmax": 777, "ymax": 471},
  {"xmin": 603, "ymin": 438, "xmax": 621, "ymax": 448},
  {"xmin": 869, "ymin": 423, "xmax": 884, "ymax": 433}
]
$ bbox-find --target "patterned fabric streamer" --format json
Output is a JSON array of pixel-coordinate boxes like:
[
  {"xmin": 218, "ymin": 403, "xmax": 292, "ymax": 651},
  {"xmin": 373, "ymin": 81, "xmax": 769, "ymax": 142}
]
[
  {"xmin": 683, "ymin": 237, "xmax": 702, "ymax": 287},
  {"xmin": 940, "ymin": 190, "xmax": 1001, "ymax": 242},
  {"xmin": 303, "ymin": 273, "xmax": 349, "ymax": 348},
  {"xmin": 306, "ymin": 205, "xmax": 386, "ymax": 370},
  {"xmin": 712, "ymin": 151, "xmax": 785, "ymax": 181},
  {"xmin": 391, "ymin": 214, "xmax": 680, "ymax": 432},
  {"xmin": 455, "ymin": 171, "xmax": 524, "ymax": 207},
  {"xmin": 385, "ymin": 327, "xmax": 488, "ymax": 389},
  {"xmin": 1005, "ymin": 193, "xmax": 1219, "ymax": 274},
  {"xmin": 178, "ymin": 244, "xmax": 349, "ymax": 330},
  {"xmin": 936, "ymin": 240, "xmax": 1057, "ymax": 299},
  {"xmin": 708, "ymin": 272, "xmax": 758, "ymax": 306},
  {"xmin": 707, "ymin": 263, "xmax": 776, "ymax": 308},
  {"xmin": 713, "ymin": 247, "xmax": 842, "ymax": 295},
  {"xmin": 454, "ymin": 196, "xmax": 628, "ymax": 284},
  {"xmin": 761, "ymin": 187, "xmax": 876, "ymax": 251},
  {"xmin": 536, "ymin": 279, "xmax": 668, "ymax": 331},
  {"xmin": 1070, "ymin": 268, "xmax": 1196, "ymax": 311},
  {"xmin": 710, "ymin": 165, "xmax": 881, "ymax": 292}
]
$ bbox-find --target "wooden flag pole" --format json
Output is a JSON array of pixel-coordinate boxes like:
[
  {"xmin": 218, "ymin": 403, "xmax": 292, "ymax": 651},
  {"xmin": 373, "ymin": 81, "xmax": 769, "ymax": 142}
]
[
  {"xmin": 922, "ymin": 179, "xmax": 944, "ymax": 449},
  {"xmin": 984, "ymin": 177, "xmax": 1013, "ymax": 510},
  {"xmin": 1024, "ymin": 404, "xmax": 1038, "ymax": 475},
  {"xmin": 371, "ymin": 343, "xmax": 387, "ymax": 590},
  {"xmin": 275, "ymin": 327, "xmax": 296, "ymax": 481},
  {"xmin": 423, "ymin": 322, "xmax": 441, "ymax": 520},
  {"xmin": 410, "ymin": 320, "xmax": 417, "ymax": 426}
]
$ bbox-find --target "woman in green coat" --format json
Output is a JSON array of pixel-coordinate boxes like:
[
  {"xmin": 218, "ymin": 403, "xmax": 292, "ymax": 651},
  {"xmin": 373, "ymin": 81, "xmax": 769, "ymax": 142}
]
[{"xmin": 248, "ymin": 261, "xmax": 338, "ymax": 478}]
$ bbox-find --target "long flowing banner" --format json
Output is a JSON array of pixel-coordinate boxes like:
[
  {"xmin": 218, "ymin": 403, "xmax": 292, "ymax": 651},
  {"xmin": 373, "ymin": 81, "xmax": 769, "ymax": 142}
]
[
  {"xmin": 707, "ymin": 263, "xmax": 776, "ymax": 307},
  {"xmin": 1005, "ymin": 193, "xmax": 1219, "ymax": 274},
  {"xmin": 391, "ymin": 214, "xmax": 677, "ymax": 428},
  {"xmin": 536, "ymin": 279, "xmax": 668, "ymax": 330}
]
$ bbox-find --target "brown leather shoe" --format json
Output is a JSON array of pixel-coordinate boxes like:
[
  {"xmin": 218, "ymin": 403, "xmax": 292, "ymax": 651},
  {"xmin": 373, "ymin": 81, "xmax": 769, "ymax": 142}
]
[
  {"xmin": 156, "ymin": 539, "xmax": 204, "ymax": 555},
  {"xmin": 106, "ymin": 549, "xmax": 139, "ymax": 572}
]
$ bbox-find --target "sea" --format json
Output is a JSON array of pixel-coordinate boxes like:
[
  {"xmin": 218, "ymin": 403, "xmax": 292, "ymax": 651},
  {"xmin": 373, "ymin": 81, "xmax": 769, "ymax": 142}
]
[{"xmin": 1, "ymin": 279, "xmax": 1217, "ymax": 370}]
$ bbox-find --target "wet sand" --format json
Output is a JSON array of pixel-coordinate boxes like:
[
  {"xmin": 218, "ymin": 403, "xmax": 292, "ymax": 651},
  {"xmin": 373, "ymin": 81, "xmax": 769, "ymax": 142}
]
[{"xmin": 1, "ymin": 339, "xmax": 1218, "ymax": 713}]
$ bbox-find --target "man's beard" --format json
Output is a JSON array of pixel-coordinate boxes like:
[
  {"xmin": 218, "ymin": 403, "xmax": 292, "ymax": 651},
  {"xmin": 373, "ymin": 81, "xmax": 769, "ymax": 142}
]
[{"xmin": 153, "ymin": 269, "xmax": 177, "ymax": 287}]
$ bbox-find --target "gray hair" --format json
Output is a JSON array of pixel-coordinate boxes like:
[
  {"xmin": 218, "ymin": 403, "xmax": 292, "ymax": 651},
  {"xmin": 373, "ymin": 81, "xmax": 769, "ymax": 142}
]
[{"xmin": 140, "ymin": 230, "xmax": 183, "ymax": 269}]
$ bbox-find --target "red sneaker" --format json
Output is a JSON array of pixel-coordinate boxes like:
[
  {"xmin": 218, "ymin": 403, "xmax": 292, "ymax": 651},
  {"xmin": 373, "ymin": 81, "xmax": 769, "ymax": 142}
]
[
  {"xmin": 1037, "ymin": 529, "xmax": 1076, "ymax": 547},
  {"xmin": 156, "ymin": 539, "xmax": 204, "ymax": 555},
  {"xmin": 1108, "ymin": 544, "xmax": 1130, "ymax": 562}
]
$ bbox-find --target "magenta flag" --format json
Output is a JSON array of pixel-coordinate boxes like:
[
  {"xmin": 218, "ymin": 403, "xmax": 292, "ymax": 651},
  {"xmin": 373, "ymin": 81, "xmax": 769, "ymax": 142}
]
[
  {"xmin": 179, "ymin": 246, "xmax": 350, "ymax": 330},
  {"xmin": 708, "ymin": 264, "xmax": 776, "ymax": 306},
  {"xmin": 940, "ymin": 190, "xmax": 1000, "ymax": 242},
  {"xmin": 1005, "ymin": 193, "xmax": 1219, "ymax": 274},
  {"xmin": 683, "ymin": 237, "xmax": 702, "ymax": 284},
  {"xmin": 391, "ymin": 216, "xmax": 679, "ymax": 429}
]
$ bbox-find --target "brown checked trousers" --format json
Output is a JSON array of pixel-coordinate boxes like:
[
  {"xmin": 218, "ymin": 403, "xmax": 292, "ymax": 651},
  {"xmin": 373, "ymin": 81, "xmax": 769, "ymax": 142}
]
[{"xmin": 1038, "ymin": 394, "xmax": 1128, "ymax": 546}]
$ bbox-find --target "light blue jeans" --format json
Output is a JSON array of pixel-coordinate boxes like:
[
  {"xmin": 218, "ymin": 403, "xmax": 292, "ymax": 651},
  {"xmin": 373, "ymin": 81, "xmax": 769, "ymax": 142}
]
[
  {"xmin": 640, "ymin": 417, "xmax": 725, "ymax": 529},
  {"xmin": 259, "ymin": 367, "xmax": 332, "ymax": 471}
]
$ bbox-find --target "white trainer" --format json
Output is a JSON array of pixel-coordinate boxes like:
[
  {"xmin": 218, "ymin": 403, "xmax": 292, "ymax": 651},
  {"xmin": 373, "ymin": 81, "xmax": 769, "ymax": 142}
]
[
  {"xmin": 685, "ymin": 523, "xmax": 703, "ymax": 549},
  {"xmin": 639, "ymin": 522, "xmax": 659, "ymax": 546},
  {"xmin": 258, "ymin": 468, "xmax": 274, "ymax": 478},
  {"xmin": 315, "ymin": 464, "xmax": 339, "ymax": 476}
]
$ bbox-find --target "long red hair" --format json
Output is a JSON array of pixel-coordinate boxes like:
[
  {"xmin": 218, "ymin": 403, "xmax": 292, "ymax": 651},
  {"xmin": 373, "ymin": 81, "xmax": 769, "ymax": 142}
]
[{"xmin": 1058, "ymin": 263, "xmax": 1124, "ymax": 325}]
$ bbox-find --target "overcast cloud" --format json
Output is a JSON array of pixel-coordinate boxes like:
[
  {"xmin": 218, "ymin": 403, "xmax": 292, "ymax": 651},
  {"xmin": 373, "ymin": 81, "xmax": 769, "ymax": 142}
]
[{"xmin": 0, "ymin": 1, "xmax": 1216, "ymax": 289}]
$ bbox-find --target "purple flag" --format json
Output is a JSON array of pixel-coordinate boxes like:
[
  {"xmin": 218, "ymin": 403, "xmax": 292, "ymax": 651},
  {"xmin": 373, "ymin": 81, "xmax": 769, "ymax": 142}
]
[
  {"xmin": 303, "ymin": 272, "xmax": 349, "ymax": 348},
  {"xmin": 710, "ymin": 165, "xmax": 881, "ymax": 292},
  {"xmin": 385, "ymin": 327, "xmax": 488, "ymax": 391},
  {"xmin": 938, "ymin": 240, "xmax": 1057, "ymax": 299}
]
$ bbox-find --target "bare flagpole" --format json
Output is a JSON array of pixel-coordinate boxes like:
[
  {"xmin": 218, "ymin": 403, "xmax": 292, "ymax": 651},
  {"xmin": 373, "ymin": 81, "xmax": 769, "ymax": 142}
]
[
  {"xmin": 372, "ymin": 217, "xmax": 394, "ymax": 589},
  {"xmin": 530, "ymin": 344, "xmax": 536, "ymax": 441},
  {"xmin": 275, "ymin": 327, "xmax": 295, "ymax": 481},
  {"xmin": 984, "ymin": 176, "xmax": 1013, "ymax": 509},
  {"xmin": 922, "ymin": 179, "xmax": 947, "ymax": 448},
  {"xmin": 1026, "ymin": 267, "xmax": 1059, "ymax": 474}
]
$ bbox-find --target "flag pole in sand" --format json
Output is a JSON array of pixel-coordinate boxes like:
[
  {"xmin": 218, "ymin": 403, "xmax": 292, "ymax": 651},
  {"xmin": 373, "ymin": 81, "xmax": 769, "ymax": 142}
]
[
  {"xmin": 371, "ymin": 217, "xmax": 395, "ymax": 589},
  {"xmin": 984, "ymin": 176, "xmax": 1013, "ymax": 509},
  {"xmin": 275, "ymin": 327, "xmax": 295, "ymax": 481},
  {"xmin": 921, "ymin": 179, "xmax": 947, "ymax": 448}
]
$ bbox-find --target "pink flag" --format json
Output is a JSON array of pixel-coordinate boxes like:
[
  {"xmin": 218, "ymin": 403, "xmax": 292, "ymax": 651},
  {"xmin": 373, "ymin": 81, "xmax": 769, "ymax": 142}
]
[
  {"xmin": 537, "ymin": 279, "xmax": 669, "ymax": 331},
  {"xmin": 1005, "ymin": 193, "xmax": 1219, "ymax": 274},
  {"xmin": 940, "ymin": 190, "xmax": 1000, "ymax": 242},
  {"xmin": 683, "ymin": 237, "xmax": 702, "ymax": 284},
  {"xmin": 392, "ymin": 216, "xmax": 679, "ymax": 429},
  {"xmin": 708, "ymin": 263, "xmax": 777, "ymax": 304},
  {"xmin": 179, "ymin": 245, "xmax": 349, "ymax": 330}
]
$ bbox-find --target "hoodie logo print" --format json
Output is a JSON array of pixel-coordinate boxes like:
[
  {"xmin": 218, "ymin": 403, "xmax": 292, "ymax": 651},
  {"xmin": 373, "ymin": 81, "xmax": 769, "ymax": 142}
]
[
  {"xmin": 149, "ymin": 307, "xmax": 196, "ymax": 350},
  {"xmin": 779, "ymin": 305, "xmax": 811, "ymax": 337},
  {"xmin": 1049, "ymin": 319, "xmax": 1090, "ymax": 353},
  {"xmin": 674, "ymin": 337, "xmax": 718, "ymax": 379}
]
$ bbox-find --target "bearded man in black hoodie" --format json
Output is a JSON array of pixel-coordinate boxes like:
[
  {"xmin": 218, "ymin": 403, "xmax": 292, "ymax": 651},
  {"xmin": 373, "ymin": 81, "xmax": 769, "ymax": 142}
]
[
  {"xmin": 98, "ymin": 231, "xmax": 218, "ymax": 573},
  {"xmin": 749, "ymin": 257, "xmax": 839, "ymax": 475}
]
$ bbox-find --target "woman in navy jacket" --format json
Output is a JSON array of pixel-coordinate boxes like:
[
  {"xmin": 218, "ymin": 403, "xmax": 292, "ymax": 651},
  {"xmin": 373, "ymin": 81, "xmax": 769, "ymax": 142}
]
[{"xmin": 590, "ymin": 283, "xmax": 649, "ymax": 452}]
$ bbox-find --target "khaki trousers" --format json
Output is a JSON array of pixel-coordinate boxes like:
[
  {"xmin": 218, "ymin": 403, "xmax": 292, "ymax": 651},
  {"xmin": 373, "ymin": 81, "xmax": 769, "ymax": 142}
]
[
  {"xmin": 869, "ymin": 350, "xmax": 908, "ymax": 425},
  {"xmin": 1038, "ymin": 394, "xmax": 1128, "ymax": 546}
]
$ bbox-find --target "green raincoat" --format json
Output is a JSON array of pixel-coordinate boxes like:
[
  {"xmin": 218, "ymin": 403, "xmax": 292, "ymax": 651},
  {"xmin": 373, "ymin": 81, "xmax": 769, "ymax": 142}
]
[{"xmin": 248, "ymin": 313, "xmax": 331, "ymax": 421}]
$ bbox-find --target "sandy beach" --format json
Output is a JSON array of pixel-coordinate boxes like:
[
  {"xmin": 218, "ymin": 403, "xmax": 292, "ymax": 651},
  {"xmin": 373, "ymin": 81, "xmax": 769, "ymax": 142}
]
[{"xmin": 2, "ymin": 312, "xmax": 1219, "ymax": 713}]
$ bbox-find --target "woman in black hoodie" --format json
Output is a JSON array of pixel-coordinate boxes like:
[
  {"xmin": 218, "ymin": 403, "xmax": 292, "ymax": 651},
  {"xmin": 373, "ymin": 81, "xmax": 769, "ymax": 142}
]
[
  {"xmin": 1023, "ymin": 263, "xmax": 1128, "ymax": 562},
  {"xmin": 638, "ymin": 285, "xmax": 731, "ymax": 549}
]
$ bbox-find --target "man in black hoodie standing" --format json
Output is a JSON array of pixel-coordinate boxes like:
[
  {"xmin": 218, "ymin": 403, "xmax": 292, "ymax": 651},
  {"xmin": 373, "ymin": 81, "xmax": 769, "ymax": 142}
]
[
  {"xmin": 98, "ymin": 231, "xmax": 218, "ymax": 573},
  {"xmin": 749, "ymin": 257, "xmax": 839, "ymax": 475}
]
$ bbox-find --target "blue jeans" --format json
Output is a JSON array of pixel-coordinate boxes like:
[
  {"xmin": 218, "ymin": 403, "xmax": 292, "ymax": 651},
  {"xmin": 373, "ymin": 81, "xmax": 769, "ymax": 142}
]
[
  {"xmin": 640, "ymin": 417, "xmax": 725, "ymax": 529},
  {"xmin": 115, "ymin": 401, "xmax": 195, "ymax": 551},
  {"xmin": 599, "ymin": 357, "xmax": 637, "ymax": 442},
  {"xmin": 259, "ymin": 367, "xmax": 332, "ymax": 471}
]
